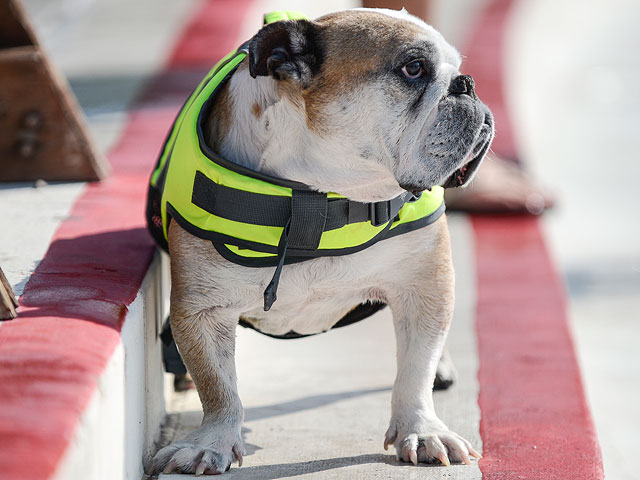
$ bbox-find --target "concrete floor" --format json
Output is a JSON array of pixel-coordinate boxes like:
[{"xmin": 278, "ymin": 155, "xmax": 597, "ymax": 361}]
[{"xmin": 3, "ymin": 0, "xmax": 638, "ymax": 478}]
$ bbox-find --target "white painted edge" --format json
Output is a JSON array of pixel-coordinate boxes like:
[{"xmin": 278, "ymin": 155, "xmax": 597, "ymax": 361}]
[{"xmin": 52, "ymin": 252, "xmax": 168, "ymax": 480}]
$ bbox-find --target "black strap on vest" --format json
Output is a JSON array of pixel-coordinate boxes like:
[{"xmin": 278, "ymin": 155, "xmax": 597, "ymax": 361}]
[
  {"xmin": 192, "ymin": 171, "xmax": 407, "ymax": 232},
  {"xmin": 263, "ymin": 190, "xmax": 329, "ymax": 311},
  {"xmin": 288, "ymin": 190, "xmax": 327, "ymax": 249},
  {"xmin": 191, "ymin": 171, "xmax": 408, "ymax": 311},
  {"xmin": 263, "ymin": 218, "xmax": 290, "ymax": 311}
]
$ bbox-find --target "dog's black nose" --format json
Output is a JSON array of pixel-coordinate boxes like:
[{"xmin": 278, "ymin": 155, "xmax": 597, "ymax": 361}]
[{"xmin": 449, "ymin": 74, "xmax": 475, "ymax": 96}]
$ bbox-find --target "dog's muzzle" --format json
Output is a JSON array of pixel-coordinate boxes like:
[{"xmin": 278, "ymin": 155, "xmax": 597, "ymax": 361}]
[{"xmin": 441, "ymin": 111, "xmax": 493, "ymax": 189}]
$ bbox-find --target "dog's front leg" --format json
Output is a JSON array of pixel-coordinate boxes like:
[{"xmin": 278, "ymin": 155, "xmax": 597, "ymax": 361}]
[
  {"xmin": 151, "ymin": 305, "xmax": 244, "ymax": 475},
  {"xmin": 384, "ymin": 256, "xmax": 480, "ymax": 466}
]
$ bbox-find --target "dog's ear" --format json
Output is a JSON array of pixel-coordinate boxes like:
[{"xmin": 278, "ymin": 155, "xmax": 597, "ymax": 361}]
[{"xmin": 248, "ymin": 20, "xmax": 323, "ymax": 86}]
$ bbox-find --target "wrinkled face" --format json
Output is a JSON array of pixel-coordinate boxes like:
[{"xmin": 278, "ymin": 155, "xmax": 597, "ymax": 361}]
[{"xmin": 249, "ymin": 9, "xmax": 494, "ymax": 193}]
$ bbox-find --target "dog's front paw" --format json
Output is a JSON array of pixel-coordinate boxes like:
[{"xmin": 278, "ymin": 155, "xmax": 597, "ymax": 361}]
[
  {"xmin": 151, "ymin": 422, "xmax": 244, "ymax": 475},
  {"xmin": 384, "ymin": 417, "xmax": 480, "ymax": 466}
]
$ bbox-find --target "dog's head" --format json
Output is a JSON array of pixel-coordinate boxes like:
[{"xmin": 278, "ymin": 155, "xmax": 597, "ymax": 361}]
[{"xmin": 248, "ymin": 8, "xmax": 494, "ymax": 196}]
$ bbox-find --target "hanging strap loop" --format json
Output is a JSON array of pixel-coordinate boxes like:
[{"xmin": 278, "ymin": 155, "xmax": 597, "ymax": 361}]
[
  {"xmin": 263, "ymin": 218, "xmax": 290, "ymax": 311},
  {"xmin": 263, "ymin": 190, "xmax": 326, "ymax": 310}
]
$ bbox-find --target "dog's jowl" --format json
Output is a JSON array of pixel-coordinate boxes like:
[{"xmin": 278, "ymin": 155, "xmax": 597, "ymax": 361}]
[{"xmin": 146, "ymin": 8, "xmax": 493, "ymax": 475}]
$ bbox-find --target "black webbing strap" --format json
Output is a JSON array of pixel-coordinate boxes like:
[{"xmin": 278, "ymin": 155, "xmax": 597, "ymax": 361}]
[
  {"xmin": 191, "ymin": 171, "xmax": 409, "ymax": 311},
  {"xmin": 192, "ymin": 171, "xmax": 290, "ymax": 226},
  {"xmin": 263, "ymin": 190, "xmax": 327, "ymax": 311},
  {"xmin": 288, "ymin": 190, "xmax": 327, "ymax": 250},
  {"xmin": 263, "ymin": 218, "xmax": 290, "ymax": 311},
  {"xmin": 191, "ymin": 171, "xmax": 406, "ymax": 231},
  {"xmin": 324, "ymin": 195, "xmax": 406, "ymax": 229}
]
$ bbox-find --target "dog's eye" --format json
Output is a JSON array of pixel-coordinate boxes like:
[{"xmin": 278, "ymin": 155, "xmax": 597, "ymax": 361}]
[{"xmin": 402, "ymin": 60, "xmax": 423, "ymax": 79}]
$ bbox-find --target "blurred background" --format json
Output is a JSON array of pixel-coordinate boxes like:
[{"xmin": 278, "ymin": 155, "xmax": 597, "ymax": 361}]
[
  {"xmin": 507, "ymin": 2, "xmax": 640, "ymax": 477},
  {"xmin": 9, "ymin": 0, "xmax": 640, "ymax": 478}
]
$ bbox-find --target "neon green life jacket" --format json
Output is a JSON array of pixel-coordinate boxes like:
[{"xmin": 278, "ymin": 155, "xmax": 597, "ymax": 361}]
[{"xmin": 146, "ymin": 10, "xmax": 446, "ymax": 314}]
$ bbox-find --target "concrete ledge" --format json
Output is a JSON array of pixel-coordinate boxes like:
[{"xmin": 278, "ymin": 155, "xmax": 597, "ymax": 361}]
[
  {"xmin": 0, "ymin": 250, "xmax": 168, "ymax": 480},
  {"xmin": 52, "ymin": 252, "xmax": 168, "ymax": 480}
]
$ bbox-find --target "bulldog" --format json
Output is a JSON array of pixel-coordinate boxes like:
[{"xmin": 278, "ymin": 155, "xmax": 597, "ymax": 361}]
[{"xmin": 150, "ymin": 8, "xmax": 493, "ymax": 475}]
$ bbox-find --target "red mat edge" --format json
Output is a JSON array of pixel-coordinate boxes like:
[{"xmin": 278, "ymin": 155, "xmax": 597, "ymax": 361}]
[
  {"xmin": 464, "ymin": 0, "xmax": 604, "ymax": 478},
  {"xmin": 473, "ymin": 216, "xmax": 604, "ymax": 479}
]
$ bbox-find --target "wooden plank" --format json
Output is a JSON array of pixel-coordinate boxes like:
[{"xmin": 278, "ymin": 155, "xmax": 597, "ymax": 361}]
[
  {"xmin": 0, "ymin": 0, "xmax": 109, "ymax": 182},
  {"xmin": 0, "ymin": 0, "xmax": 36, "ymax": 48},
  {"xmin": 0, "ymin": 267, "xmax": 18, "ymax": 320}
]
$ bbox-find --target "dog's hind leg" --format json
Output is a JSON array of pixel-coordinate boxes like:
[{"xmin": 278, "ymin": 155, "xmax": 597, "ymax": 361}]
[{"xmin": 434, "ymin": 347, "xmax": 457, "ymax": 390}]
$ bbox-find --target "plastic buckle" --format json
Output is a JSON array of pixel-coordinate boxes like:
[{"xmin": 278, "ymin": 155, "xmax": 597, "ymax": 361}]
[
  {"xmin": 407, "ymin": 191, "xmax": 422, "ymax": 203},
  {"xmin": 369, "ymin": 201, "xmax": 390, "ymax": 227}
]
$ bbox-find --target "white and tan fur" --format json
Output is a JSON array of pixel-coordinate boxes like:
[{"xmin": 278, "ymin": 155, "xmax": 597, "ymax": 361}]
[{"xmin": 152, "ymin": 8, "xmax": 493, "ymax": 475}]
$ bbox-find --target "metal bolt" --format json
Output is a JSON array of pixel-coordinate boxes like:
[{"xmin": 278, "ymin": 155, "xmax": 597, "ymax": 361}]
[
  {"xmin": 18, "ymin": 141, "xmax": 36, "ymax": 158},
  {"xmin": 22, "ymin": 110, "xmax": 44, "ymax": 129}
]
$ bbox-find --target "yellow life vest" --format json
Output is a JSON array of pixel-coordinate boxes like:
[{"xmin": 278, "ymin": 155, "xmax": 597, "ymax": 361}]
[{"xmin": 146, "ymin": 11, "xmax": 446, "ymax": 313}]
